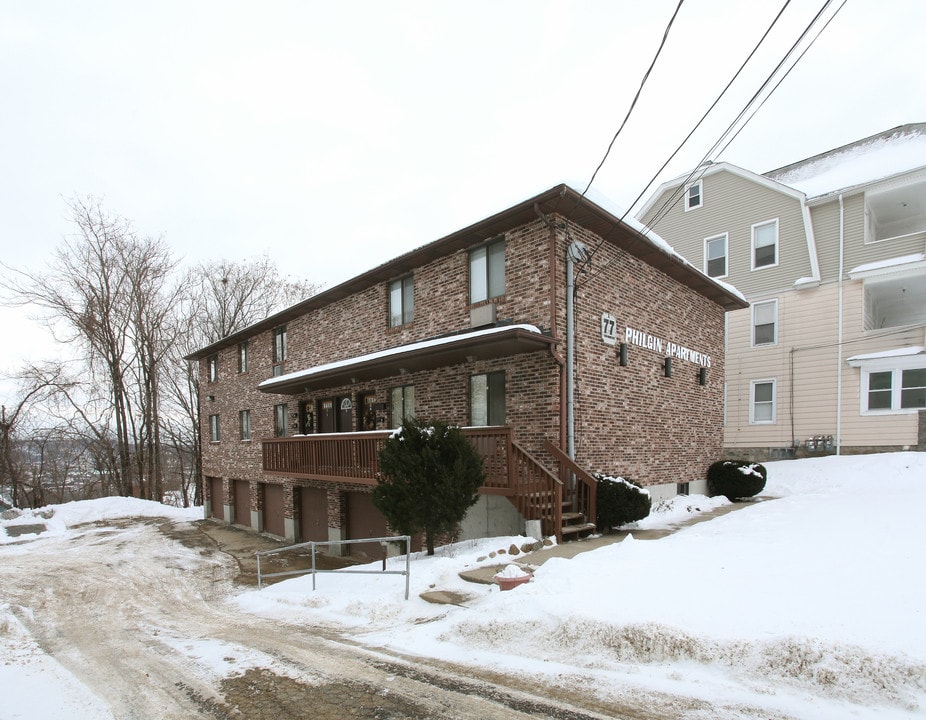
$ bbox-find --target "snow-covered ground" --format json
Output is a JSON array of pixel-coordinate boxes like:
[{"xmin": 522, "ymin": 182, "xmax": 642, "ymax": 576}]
[{"xmin": 2, "ymin": 453, "xmax": 925, "ymax": 718}]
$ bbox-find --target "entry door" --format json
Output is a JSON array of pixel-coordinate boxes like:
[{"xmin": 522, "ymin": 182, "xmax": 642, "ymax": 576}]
[
  {"xmin": 318, "ymin": 399, "xmax": 336, "ymax": 433},
  {"xmin": 337, "ymin": 396, "xmax": 353, "ymax": 432},
  {"xmin": 358, "ymin": 392, "xmax": 376, "ymax": 430}
]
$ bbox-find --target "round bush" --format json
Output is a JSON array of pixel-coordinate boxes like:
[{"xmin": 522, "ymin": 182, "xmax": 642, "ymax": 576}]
[
  {"xmin": 594, "ymin": 475, "xmax": 651, "ymax": 531},
  {"xmin": 707, "ymin": 460, "xmax": 767, "ymax": 501}
]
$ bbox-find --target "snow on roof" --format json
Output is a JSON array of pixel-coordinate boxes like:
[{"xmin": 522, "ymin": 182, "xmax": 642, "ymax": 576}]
[
  {"xmin": 765, "ymin": 125, "xmax": 926, "ymax": 198},
  {"xmin": 848, "ymin": 253, "xmax": 926, "ymax": 276},
  {"xmin": 258, "ymin": 324, "xmax": 543, "ymax": 390},
  {"xmin": 846, "ymin": 346, "xmax": 924, "ymax": 364}
]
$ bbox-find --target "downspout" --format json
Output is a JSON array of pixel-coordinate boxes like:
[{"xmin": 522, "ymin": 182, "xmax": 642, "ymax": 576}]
[
  {"xmin": 836, "ymin": 194, "xmax": 845, "ymax": 455},
  {"xmin": 534, "ymin": 205, "xmax": 567, "ymax": 452},
  {"xmin": 566, "ymin": 240, "xmax": 588, "ymax": 460}
]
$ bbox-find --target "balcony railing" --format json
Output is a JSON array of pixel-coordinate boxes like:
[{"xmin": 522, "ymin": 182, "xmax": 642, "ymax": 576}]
[{"xmin": 262, "ymin": 427, "xmax": 568, "ymax": 539}]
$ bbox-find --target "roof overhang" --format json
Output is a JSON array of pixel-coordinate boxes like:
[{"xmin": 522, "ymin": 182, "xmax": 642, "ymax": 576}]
[
  {"xmin": 187, "ymin": 184, "xmax": 746, "ymax": 361},
  {"xmin": 258, "ymin": 324, "xmax": 557, "ymax": 395}
]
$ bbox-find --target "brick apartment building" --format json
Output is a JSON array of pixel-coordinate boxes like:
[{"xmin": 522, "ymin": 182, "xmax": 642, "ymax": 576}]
[{"xmin": 187, "ymin": 184, "xmax": 746, "ymax": 552}]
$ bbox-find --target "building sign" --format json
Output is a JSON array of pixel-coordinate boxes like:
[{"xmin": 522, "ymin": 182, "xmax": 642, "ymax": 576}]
[
  {"xmin": 624, "ymin": 326, "xmax": 711, "ymax": 367},
  {"xmin": 600, "ymin": 312, "xmax": 618, "ymax": 346}
]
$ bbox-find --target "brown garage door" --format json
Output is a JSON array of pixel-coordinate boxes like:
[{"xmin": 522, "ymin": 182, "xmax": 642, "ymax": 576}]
[
  {"xmin": 234, "ymin": 480, "xmax": 251, "ymax": 527},
  {"xmin": 209, "ymin": 477, "xmax": 224, "ymax": 520},
  {"xmin": 262, "ymin": 483, "xmax": 286, "ymax": 538},
  {"xmin": 347, "ymin": 491, "xmax": 388, "ymax": 560},
  {"xmin": 298, "ymin": 486, "xmax": 328, "ymax": 543}
]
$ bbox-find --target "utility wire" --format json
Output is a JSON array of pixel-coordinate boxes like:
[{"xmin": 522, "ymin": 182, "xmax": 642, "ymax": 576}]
[
  {"xmin": 574, "ymin": 0, "xmax": 795, "ymax": 283},
  {"xmin": 578, "ymin": 0, "xmax": 844, "ymax": 290},
  {"xmin": 641, "ymin": 0, "xmax": 842, "ymax": 235},
  {"xmin": 579, "ymin": 0, "xmax": 686, "ymax": 199}
]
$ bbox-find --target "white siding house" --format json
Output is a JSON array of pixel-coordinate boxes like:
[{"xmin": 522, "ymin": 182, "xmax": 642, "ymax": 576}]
[{"xmin": 638, "ymin": 124, "xmax": 926, "ymax": 458}]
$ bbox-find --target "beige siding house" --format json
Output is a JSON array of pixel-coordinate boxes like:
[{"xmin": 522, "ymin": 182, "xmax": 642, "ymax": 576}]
[{"xmin": 638, "ymin": 124, "xmax": 926, "ymax": 458}]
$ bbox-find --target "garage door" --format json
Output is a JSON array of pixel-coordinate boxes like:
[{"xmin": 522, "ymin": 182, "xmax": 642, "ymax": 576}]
[
  {"xmin": 234, "ymin": 480, "xmax": 251, "ymax": 527},
  {"xmin": 262, "ymin": 483, "xmax": 286, "ymax": 538},
  {"xmin": 209, "ymin": 477, "xmax": 224, "ymax": 520},
  {"xmin": 346, "ymin": 491, "xmax": 388, "ymax": 560},
  {"xmin": 298, "ymin": 486, "xmax": 328, "ymax": 543}
]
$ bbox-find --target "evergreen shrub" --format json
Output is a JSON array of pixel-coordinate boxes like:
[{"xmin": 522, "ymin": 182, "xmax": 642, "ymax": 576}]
[
  {"xmin": 707, "ymin": 460, "xmax": 767, "ymax": 501},
  {"xmin": 594, "ymin": 474, "xmax": 651, "ymax": 532},
  {"xmin": 373, "ymin": 418, "xmax": 485, "ymax": 555}
]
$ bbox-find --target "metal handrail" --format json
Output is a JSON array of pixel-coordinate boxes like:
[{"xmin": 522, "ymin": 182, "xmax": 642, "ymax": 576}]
[{"xmin": 255, "ymin": 535, "xmax": 411, "ymax": 600}]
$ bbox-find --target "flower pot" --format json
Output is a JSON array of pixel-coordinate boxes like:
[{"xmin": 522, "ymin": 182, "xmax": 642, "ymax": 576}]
[{"xmin": 494, "ymin": 571, "xmax": 533, "ymax": 591}]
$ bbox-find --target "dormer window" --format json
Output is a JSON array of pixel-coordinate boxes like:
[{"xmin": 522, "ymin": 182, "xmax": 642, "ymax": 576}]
[{"xmin": 685, "ymin": 182, "xmax": 703, "ymax": 211}]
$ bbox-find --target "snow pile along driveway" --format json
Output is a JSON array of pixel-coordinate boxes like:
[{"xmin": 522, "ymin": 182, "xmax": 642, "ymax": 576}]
[{"xmin": 236, "ymin": 453, "xmax": 926, "ymax": 719}]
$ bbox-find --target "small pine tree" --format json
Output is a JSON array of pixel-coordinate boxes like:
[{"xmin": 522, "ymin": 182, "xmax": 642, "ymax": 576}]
[
  {"xmin": 594, "ymin": 474, "xmax": 651, "ymax": 532},
  {"xmin": 707, "ymin": 460, "xmax": 767, "ymax": 501},
  {"xmin": 373, "ymin": 418, "xmax": 485, "ymax": 555}
]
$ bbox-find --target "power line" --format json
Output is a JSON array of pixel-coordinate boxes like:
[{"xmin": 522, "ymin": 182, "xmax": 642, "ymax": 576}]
[
  {"xmin": 578, "ymin": 0, "xmax": 845, "ymax": 289},
  {"xmin": 641, "ymin": 0, "xmax": 844, "ymax": 235},
  {"xmin": 579, "ymin": 0, "xmax": 686, "ymax": 199},
  {"xmin": 574, "ymin": 0, "xmax": 797, "ymax": 282}
]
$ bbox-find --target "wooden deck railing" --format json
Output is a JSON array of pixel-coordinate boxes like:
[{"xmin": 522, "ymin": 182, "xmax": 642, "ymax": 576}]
[
  {"xmin": 262, "ymin": 427, "xmax": 568, "ymax": 540},
  {"xmin": 543, "ymin": 439, "xmax": 598, "ymax": 533}
]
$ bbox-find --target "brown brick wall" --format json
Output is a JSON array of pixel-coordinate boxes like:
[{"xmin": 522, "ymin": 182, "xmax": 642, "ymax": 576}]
[{"xmin": 199, "ymin": 212, "xmax": 729, "ymax": 527}]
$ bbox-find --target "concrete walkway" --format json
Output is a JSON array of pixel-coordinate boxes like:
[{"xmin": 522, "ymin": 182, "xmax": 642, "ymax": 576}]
[{"xmin": 455, "ymin": 496, "xmax": 766, "ymax": 587}]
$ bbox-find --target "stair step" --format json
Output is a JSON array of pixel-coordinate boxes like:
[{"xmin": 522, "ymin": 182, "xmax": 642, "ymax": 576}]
[
  {"xmin": 561, "ymin": 512, "xmax": 585, "ymax": 524},
  {"xmin": 561, "ymin": 522, "xmax": 596, "ymax": 538}
]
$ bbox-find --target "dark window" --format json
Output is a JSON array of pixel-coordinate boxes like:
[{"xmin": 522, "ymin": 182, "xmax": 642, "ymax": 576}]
[
  {"xmin": 470, "ymin": 372, "xmax": 505, "ymax": 426},
  {"xmin": 685, "ymin": 182, "xmax": 702, "ymax": 210},
  {"xmin": 272, "ymin": 326, "xmax": 287, "ymax": 376},
  {"xmin": 901, "ymin": 368, "xmax": 926, "ymax": 409},
  {"xmin": 470, "ymin": 240, "xmax": 505, "ymax": 303},
  {"xmin": 752, "ymin": 300, "xmax": 777, "ymax": 346},
  {"xmin": 868, "ymin": 371, "xmax": 893, "ymax": 410},
  {"xmin": 705, "ymin": 234, "xmax": 727, "ymax": 278},
  {"xmin": 389, "ymin": 386, "xmax": 415, "ymax": 427},
  {"xmin": 238, "ymin": 341, "xmax": 249, "ymax": 373},
  {"xmin": 389, "ymin": 276, "xmax": 414, "ymax": 327},
  {"xmin": 753, "ymin": 220, "xmax": 778, "ymax": 269},
  {"xmin": 273, "ymin": 403, "xmax": 288, "ymax": 437}
]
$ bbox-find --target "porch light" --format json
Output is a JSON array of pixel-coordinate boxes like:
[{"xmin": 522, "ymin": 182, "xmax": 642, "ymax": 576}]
[
  {"xmin": 699, "ymin": 367, "xmax": 707, "ymax": 386},
  {"xmin": 663, "ymin": 357, "xmax": 672, "ymax": 377},
  {"xmin": 618, "ymin": 343, "xmax": 628, "ymax": 367}
]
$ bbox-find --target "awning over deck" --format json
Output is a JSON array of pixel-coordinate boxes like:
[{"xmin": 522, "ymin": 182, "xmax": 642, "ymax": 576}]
[{"xmin": 258, "ymin": 324, "xmax": 557, "ymax": 395}]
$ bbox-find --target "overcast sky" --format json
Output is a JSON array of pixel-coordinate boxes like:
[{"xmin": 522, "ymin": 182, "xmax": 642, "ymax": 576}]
[{"xmin": 2, "ymin": 0, "xmax": 925, "ymax": 404}]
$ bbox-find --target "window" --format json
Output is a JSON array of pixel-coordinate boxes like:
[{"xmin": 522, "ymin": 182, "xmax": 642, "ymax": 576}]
[
  {"xmin": 752, "ymin": 300, "xmax": 778, "ymax": 346},
  {"xmin": 470, "ymin": 371, "xmax": 505, "ymax": 426},
  {"xmin": 750, "ymin": 380, "xmax": 776, "ymax": 424},
  {"xmin": 273, "ymin": 403, "xmax": 288, "ymax": 437},
  {"xmin": 272, "ymin": 326, "xmax": 287, "ymax": 376},
  {"xmin": 389, "ymin": 276, "xmax": 414, "ymax": 327},
  {"xmin": 752, "ymin": 219, "xmax": 778, "ymax": 269},
  {"xmin": 862, "ymin": 367, "xmax": 926, "ymax": 413},
  {"xmin": 470, "ymin": 239, "xmax": 505, "ymax": 303},
  {"xmin": 685, "ymin": 181, "xmax": 702, "ymax": 211},
  {"xmin": 239, "ymin": 410, "xmax": 251, "ymax": 441},
  {"xmin": 389, "ymin": 386, "xmax": 415, "ymax": 427},
  {"xmin": 704, "ymin": 233, "xmax": 727, "ymax": 278},
  {"xmin": 209, "ymin": 414, "xmax": 220, "ymax": 442},
  {"xmin": 238, "ymin": 341, "xmax": 249, "ymax": 373},
  {"xmin": 206, "ymin": 355, "xmax": 218, "ymax": 383}
]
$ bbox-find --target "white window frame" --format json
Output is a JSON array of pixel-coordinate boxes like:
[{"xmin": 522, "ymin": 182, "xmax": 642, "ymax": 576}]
[
  {"xmin": 685, "ymin": 181, "xmax": 703, "ymax": 211},
  {"xmin": 858, "ymin": 356, "xmax": 926, "ymax": 415},
  {"xmin": 751, "ymin": 218, "xmax": 779, "ymax": 270},
  {"xmin": 704, "ymin": 233, "xmax": 728, "ymax": 279},
  {"xmin": 751, "ymin": 299, "xmax": 778, "ymax": 347},
  {"xmin": 749, "ymin": 379, "xmax": 777, "ymax": 424}
]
